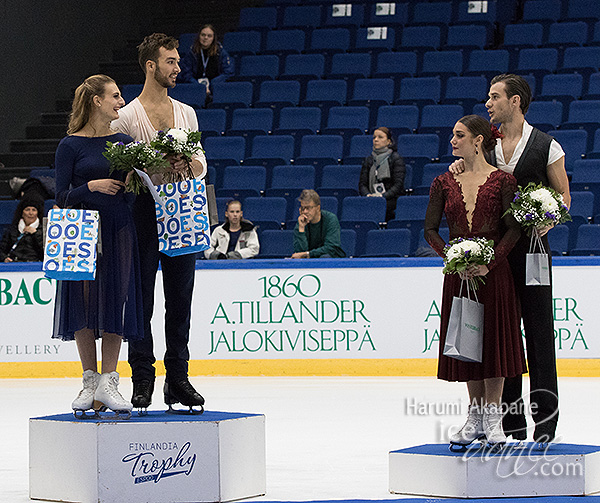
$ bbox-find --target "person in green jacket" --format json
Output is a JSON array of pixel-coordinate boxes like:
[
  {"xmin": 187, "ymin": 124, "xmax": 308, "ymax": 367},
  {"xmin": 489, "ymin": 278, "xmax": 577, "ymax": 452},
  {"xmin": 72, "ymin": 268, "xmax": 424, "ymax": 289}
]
[{"xmin": 292, "ymin": 190, "xmax": 345, "ymax": 258}]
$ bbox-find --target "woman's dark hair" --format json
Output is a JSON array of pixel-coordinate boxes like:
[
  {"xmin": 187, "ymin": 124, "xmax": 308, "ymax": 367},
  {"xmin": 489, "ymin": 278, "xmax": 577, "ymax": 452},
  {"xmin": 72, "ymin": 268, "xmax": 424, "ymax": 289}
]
[
  {"xmin": 458, "ymin": 115, "xmax": 498, "ymax": 152},
  {"xmin": 12, "ymin": 194, "xmax": 45, "ymax": 227},
  {"xmin": 374, "ymin": 127, "xmax": 397, "ymax": 151},
  {"xmin": 490, "ymin": 73, "xmax": 532, "ymax": 114},
  {"xmin": 192, "ymin": 24, "xmax": 218, "ymax": 57}
]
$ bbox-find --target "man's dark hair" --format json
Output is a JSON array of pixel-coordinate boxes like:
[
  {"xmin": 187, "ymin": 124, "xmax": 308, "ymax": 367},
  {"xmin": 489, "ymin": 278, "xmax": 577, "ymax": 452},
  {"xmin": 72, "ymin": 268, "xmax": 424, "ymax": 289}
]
[
  {"xmin": 137, "ymin": 33, "xmax": 179, "ymax": 73},
  {"xmin": 490, "ymin": 74, "xmax": 532, "ymax": 115}
]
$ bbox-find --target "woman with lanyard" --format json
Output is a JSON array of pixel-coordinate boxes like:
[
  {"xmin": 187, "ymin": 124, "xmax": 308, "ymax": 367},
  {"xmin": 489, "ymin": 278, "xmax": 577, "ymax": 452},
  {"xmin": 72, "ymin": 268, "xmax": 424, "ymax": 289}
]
[
  {"xmin": 359, "ymin": 127, "xmax": 406, "ymax": 221},
  {"xmin": 178, "ymin": 24, "xmax": 234, "ymax": 100}
]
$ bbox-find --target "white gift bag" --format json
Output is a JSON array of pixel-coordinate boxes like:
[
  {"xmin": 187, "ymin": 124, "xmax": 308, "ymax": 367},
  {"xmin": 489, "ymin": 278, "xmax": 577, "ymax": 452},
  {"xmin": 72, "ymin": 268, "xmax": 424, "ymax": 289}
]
[
  {"xmin": 43, "ymin": 208, "xmax": 99, "ymax": 281},
  {"xmin": 526, "ymin": 232, "xmax": 550, "ymax": 286},
  {"xmin": 443, "ymin": 280, "xmax": 484, "ymax": 363}
]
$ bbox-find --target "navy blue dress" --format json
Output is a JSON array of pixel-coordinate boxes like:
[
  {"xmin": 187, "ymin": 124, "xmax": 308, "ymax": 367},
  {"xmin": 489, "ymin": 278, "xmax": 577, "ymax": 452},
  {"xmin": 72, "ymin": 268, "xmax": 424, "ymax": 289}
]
[{"xmin": 52, "ymin": 133, "xmax": 143, "ymax": 341}]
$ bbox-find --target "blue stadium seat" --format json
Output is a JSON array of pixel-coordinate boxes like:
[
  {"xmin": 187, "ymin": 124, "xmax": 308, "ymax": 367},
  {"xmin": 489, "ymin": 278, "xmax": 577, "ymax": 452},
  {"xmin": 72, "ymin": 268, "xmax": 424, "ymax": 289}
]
[
  {"xmin": 206, "ymin": 166, "xmax": 217, "ymax": 188},
  {"xmin": 169, "ymin": 83, "xmax": 206, "ymax": 109},
  {"xmin": 400, "ymin": 26, "xmax": 441, "ymax": 52},
  {"xmin": 217, "ymin": 166, "xmax": 267, "ymax": 199},
  {"xmin": 362, "ymin": 228, "xmax": 412, "ymax": 257},
  {"xmin": 354, "ymin": 27, "xmax": 396, "ymax": 53},
  {"xmin": 560, "ymin": 47, "xmax": 600, "ymax": 81},
  {"xmin": 374, "ymin": 52, "xmax": 417, "ymax": 80},
  {"xmin": 222, "ymin": 31, "xmax": 262, "ymax": 56},
  {"xmin": 561, "ymin": 101, "xmax": 600, "ymax": 149},
  {"xmin": 214, "ymin": 197, "xmax": 233, "ymax": 221},
  {"xmin": 367, "ymin": 2, "xmax": 409, "ymax": 27},
  {"xmin": 246, "ymin": 135, "xmax": 295, "ymax": 170},
  {"xmin": 0, "ymin": 200, "xmax": 19, "ymax": 225},
  {"xmin": 503, "ymin": 23, "xmax": 544, "ymax": 49},
  {"xmin": 397, "ymin": 134, "xmax": 440, "ymax": 163},
  {"xmin": 274, "ymin": 107, "xmax": 321, "ymax": 157},
  {"xmin": 465, "ymin": 50, "xmax": 510, "ymax": 81},
  {"xmin": 243, "ymin": 197, "xmax": 287, "ymax": 230},
  {"xmin": 420, "ymin": 51, "xmax": 463, "ymax": 81},
  {"xmin": 547, "ymin": 129, "xmax": 587, "ymax": 172},
  {"xmin": 566, "ymin": 0, "xmax": 600, "ymax": 24},
  {"xmin": 325, "ymin": 3, "xmax": 364, "ymax": 27},
  {"xmin": 350, "ymin": 78, "xmax": 394, "ymax": 113},
  {"xmin": 281, "ymin": 54, "xmax": 325, "ymax": 85},
  {"xmin": 238, "ymin": 7, "xmax": 278, "ymax": 31},
  {"xmin": 203, "ymin": 136, "xmax": 245, "ymax": 175},
  {"xmin": 445, "ymin": 25, "xmax": 488, "ymax": 50},
  {"xmin": 387, "ymin": 195, "xmax": 431, "ymax": 251},
  {"xmin": 571, "ymin": 159, "xmax": 600, "ymax": 215},
  {"xmin": 328, "ymin": 53, "xmax": 372, "ymax": 97},
  {"xmin": 196, "ymin": 109, "xmax": 226, "ymax": 138},
  {"xmin": 396, "ymin": 77, "xmax": 441, "ymax": 106},
  {"xmin": 525, "ymin": 101, "xmax": 563, "ymax": 132},
  {"xmin": 233, "ymin": 55, "xmax": 279, "ymax": 91},
  {"xmin": 571, "ymin": 224, "xmax": 600, "ymax": 255},
  {"xmin": 254, "ymin": 80, "xmax": 301, "ymax": 115},
  {"xmin": 297, "ymin": 135, "xmax": 344, "ymax": 170},
  {"xmin": 455, "ymin": 0, "xmax": 497, "ymax": 29},
  {"xmin": 522, "ymin": 0, "xmax": 561, "ymax": 29},
  {"xmin": 547, "ymin": 224, "xmax": 570, "ymax": 256},
  {"xmin": 584, "ymin": 72, "xmax": 600, "ymax": 99},
  {"xmin": 318, "ymin": 164, "xmax": 361, "ymax": 201},
  {"xmin": 282, "ymin": 5, "xmax": 323, "ymax": 31},
  {"xmin": 323, "ymin": 106, "xmax": 370, "ymax": 156},
  {"xmin": 443, "ymin": 76, "xmax": 488, "ymax": 110},
  {"xmin": 418, "ymin": 105, "xmax": 464, "ymax": 148},
  {"xmin": 308, "ymin": 28, "xmax": 350, "ymax": 57},
  {"xmin": 264, "ymin": 29, "xmax": 306, "ymax": 56},
  {"xmin": 516, "ymin": 48, "xmax": 559, "ymax": 86},
  {"xmin": 267, "ymin": 166, "xmax": 316, "ymax": 218},
  {"xmin": 411, "ymin": 1, "xmax": 452, "ymax": 26},
  {"xmin": 547, "ymin": 21, "xmax": 588, "ymax": 48},
  {"xmin": 229, "ymin": 108, "xmax": 274, "ymax": 156},
  {"xmin": 210, "ymin": 82, "xmax": 254, "ymax": 128},
  {"xmin": 303, "ymin": 79, "xmax": 348, "ymax": 128},
  {"xmin": 414, "ymin": 163, "xmax": 449, "ymax": 195},
  {"xmin": 259, "ymin": 230, "xmax": 295, "ymax": 258},
  {"xmin": 376, "ymin": 105, "xmax": 419, "ymax": 137},
  {"xmin": 340, "ymin": 196, "xmax": 387, "ymax": 256},
  {"xmin": 538, "ymin": 74, "xmax": 583, "ymax": 110},
  {"xmin": 344, "ymin": 136, "xmax": 373, "ymax": 165},
  {"xmin": 340, "ymin": 228, "xmax": 357, "ymax": 257},
  {"xmin": 570, "ymin": 191, "xmax": 595, "ymax": 220}
]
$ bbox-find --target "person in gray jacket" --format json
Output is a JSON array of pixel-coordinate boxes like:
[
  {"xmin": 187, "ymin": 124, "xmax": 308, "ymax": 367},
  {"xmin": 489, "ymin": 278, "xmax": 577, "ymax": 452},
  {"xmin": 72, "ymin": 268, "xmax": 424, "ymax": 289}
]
[{"xmin": 205, "ymin": 200, "xmax": 259, "ymax": 259}]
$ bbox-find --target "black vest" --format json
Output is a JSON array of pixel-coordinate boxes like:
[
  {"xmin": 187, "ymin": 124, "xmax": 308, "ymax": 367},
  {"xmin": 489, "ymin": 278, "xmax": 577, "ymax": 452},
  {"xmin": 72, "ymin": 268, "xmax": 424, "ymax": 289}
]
[{"xmin": 490, "ymin": 127, "xmax": 552, "ymax": 187}]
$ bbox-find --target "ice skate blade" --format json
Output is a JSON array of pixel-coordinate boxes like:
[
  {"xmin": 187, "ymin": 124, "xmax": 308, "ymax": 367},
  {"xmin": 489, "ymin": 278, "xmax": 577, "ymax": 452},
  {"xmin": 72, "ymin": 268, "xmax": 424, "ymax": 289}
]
[
  {"xmin": 448, "ymin": 440, "xmax": 485, "ymax": 453},
  {"xmin": 166, "ymin": 403, "xmax": 204, "ymax": 415},
  {"xmin": 483, "ymin": 441, "xmax": 506, "ymax": 453},
  {"xmin": 135, "ymin": 407, "xmax": 149, "ymax": 416},
  {"xmin": 73, "ymin": 409, "xmax": 100, "ymax": 420}
]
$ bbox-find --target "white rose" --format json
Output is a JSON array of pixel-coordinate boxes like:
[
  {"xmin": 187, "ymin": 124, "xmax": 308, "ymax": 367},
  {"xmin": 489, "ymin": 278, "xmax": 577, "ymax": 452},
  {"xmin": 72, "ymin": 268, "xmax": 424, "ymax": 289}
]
[{"xmin": 166, "ymin": 128, "xmax": 188, "ymax": 143}]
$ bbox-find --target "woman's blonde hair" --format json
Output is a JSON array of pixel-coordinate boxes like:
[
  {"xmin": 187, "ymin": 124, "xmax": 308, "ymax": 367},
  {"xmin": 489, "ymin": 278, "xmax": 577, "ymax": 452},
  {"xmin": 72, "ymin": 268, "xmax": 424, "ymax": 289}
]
[{"xmin": 67, "ymin": 74, "xmax": 115, "ymax": 134}]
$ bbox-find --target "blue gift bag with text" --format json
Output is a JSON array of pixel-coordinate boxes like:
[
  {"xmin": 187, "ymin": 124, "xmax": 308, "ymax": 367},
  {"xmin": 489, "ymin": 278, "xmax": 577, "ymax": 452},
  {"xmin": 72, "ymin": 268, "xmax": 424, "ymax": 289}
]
[{"xmin": 43, "ymin": 208, "xmax": 99, "ymax": 280}]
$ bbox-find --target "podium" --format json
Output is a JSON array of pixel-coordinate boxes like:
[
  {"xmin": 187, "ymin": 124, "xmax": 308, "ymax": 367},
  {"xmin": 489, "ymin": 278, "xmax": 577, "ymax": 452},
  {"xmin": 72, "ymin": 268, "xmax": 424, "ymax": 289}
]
[
  {"xmin": 30, "ymin": 410, "xmax": 266, "ymax": 503},
  {"xmin": 390, "ymin": 443, "xmax": 600, "ymax": 498}
]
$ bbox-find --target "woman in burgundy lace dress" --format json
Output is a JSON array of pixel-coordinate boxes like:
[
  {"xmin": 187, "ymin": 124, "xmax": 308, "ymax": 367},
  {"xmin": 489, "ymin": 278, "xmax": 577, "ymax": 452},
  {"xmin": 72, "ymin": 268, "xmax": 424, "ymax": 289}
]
[{"xmin": 424, "ymin": 115, "xmax": 527, "ymax": 448}]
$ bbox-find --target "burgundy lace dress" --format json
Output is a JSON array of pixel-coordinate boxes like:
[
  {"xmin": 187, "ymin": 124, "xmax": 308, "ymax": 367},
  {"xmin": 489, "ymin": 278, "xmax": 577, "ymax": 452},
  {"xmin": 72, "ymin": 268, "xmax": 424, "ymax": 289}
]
[{"xmin": 424, "ymin": 170, "xmax": 527, "ymax": 382}]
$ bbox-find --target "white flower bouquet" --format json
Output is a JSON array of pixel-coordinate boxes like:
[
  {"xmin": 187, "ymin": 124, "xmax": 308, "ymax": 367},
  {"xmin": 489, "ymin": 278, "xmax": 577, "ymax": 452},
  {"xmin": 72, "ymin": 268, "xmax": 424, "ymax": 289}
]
[
  {"xmin": 505, "ymin": 182, "xmax": 571, "ymax": 234},
  {"xmin": 443, "ymin": 237, "xmax": 495, "ymax": 289},
  {"xmin": 151, "ymin": 128, "xmax": 204, "ymax": 183},
  {"xmin": 103, "ymin": 140, "xmax": 169, "ymax": 194}
]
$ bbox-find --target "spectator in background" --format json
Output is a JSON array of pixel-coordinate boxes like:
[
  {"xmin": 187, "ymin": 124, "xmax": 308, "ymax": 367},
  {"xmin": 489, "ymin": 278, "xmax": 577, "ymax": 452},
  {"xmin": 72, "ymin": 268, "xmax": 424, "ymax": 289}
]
[
  {"xmin": 0, "ymin": 193, "xmax": 45, "ymax": 262},
  {"xmin": 178, "ymin": 24, "xmax": 234, "ymax": 99},
  {"xmin": 292, "ymin": 190, "xmax": 345, "ymax": 259},
  {"xmin": 359, "ymin": 127, "xmax": 405, "ymax": 221},
  {"xmin": 205, "ymin": 200, "xmax": 259, "ymax": 259}
]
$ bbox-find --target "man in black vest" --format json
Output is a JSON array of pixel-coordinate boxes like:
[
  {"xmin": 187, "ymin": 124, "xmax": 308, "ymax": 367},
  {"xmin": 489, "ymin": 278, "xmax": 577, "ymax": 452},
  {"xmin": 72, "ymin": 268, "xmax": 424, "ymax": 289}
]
[{"xmin": 453, "ymin": 74, "xmax": 571, "ymax": 444}]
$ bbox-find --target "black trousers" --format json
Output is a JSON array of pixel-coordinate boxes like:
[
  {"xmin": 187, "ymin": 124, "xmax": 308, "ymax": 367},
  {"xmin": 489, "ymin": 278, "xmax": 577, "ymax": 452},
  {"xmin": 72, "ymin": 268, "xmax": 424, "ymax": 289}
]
[
  {"xmin": 503, "ymin": 232, "xmax": 559, "ymax": 436},
  {"xmin": 128, "ymin": 192, "xmax": 196, "ymax": 383}
]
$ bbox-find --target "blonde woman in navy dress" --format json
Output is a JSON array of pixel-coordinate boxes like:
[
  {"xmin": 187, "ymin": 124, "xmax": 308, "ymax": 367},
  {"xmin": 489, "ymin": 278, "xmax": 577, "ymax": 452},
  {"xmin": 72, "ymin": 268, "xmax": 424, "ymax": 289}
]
[{"xmin": 53, "ymin": 74, "xmax": 143, "ymax": 417}]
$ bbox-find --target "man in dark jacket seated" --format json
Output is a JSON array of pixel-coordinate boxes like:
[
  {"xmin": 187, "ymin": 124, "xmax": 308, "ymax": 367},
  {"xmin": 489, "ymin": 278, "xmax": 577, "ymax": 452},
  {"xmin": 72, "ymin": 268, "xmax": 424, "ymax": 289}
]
[{"xmin": 291, "ymin": 190, "xmax": 345, "ymax": 259}]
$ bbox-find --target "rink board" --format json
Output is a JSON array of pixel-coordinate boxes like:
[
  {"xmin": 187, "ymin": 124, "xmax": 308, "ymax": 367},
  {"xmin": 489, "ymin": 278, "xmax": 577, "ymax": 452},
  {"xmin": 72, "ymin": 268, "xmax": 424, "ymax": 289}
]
[
  {"xmin": 389, "ymin": 443, "xmax": 600, "ymax": 498},
  {"xmin": 29, "ymin": 411, "xmax": 266, "ymax": 503}
]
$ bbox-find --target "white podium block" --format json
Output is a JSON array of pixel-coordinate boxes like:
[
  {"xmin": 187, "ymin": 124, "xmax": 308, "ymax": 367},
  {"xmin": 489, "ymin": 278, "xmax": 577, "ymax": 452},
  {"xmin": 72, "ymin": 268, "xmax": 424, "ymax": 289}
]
[
  {"xmin": 30, "ymin": 411, "xmax": 266, "ymax": 503},
  {"xmin": 390, "ymin": 443, "xmax": 600, "ymax": 498}
]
